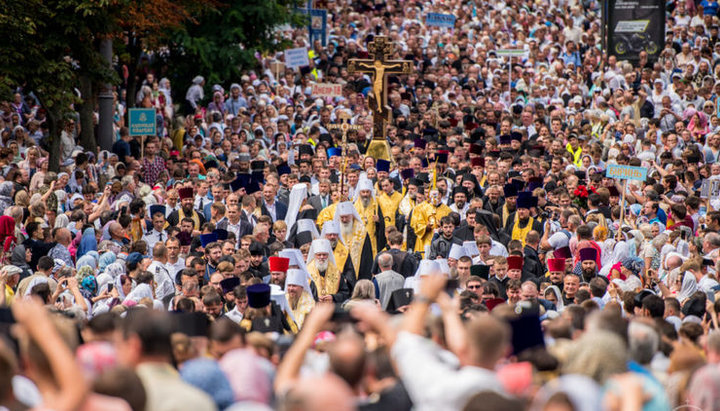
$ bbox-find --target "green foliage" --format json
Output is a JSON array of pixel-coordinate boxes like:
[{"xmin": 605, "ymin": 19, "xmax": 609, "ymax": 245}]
[
  {"xmin": 0, "ymin": 0, "xmax": 122, "ymax": 169},
  {"xmin": 162, "ymin": 0, "xmax": 305, "ymax": 88}
]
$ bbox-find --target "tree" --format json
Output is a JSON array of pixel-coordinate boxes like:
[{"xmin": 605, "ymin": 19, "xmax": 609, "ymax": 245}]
[
  {"xmin": 115, "ymin": 0, "xmax": 219, "ymax": 111},
  {"xmin": 0, "ymin": 0, "xmax": 119, "ymax": 170},
  {"xmin": 160, "ymin": 0, "xmax": 304, "ymax": 97}
]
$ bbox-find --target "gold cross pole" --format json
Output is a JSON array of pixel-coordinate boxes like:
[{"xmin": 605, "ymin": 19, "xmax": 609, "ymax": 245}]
[
  {"xmin": 327, "ymin": 111, "xmax": 362, "ymax": 201},
  {"xmin": 348, "ymin": 36, "xmax": 413, "ymax": 161}
]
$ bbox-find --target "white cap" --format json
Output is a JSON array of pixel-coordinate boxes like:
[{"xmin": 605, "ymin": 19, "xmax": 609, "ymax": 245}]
[
  {"xmin": 285, "ymin": 268, "xmax": 312, "ymax": 294},
  {"xmin": 463, "ymin": 241, "xmax": 480, "ymax": 257},
  {"xmin": 337, "ymin": 201, "xmax": 356, "ymax": 216},
  {"xmin": 448, "ymin": 244, "xmax": 468, "ymax": 260},
  {"xmin": 414, "ymin": 260, "xmax": 441, "ymax": 277}
]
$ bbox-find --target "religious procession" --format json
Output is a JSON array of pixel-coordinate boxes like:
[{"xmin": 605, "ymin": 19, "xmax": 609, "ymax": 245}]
[{"xmin": 2, "ymin": 0, "xmax": 720, "ymax": 409}]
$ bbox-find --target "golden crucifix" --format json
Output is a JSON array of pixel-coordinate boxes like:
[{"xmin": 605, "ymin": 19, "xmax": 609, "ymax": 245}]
[{"xmin": 348, "ymin": 36, "xmax": 413, "ymax": 161}]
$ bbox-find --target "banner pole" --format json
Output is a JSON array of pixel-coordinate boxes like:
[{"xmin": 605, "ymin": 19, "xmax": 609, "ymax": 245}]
[{"xmin": 617, "ymin": 179, "xmax": 627, "ymax": 242}]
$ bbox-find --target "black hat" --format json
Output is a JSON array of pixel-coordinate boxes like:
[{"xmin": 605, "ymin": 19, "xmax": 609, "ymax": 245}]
[
  {"xmin": 251, "ymin": 160, "xmax": 266, "ymax": 171},
  {"xmin": 249, "ymin": 241, "xmax": 265, "ymax": 256},
  {"xmin": 416, "ymin": 172, "xmax": 430, "ymax": 184},
  {"xmin": 200, "ymin": 233, "xmax": 218, "ymax": 247},
  {"xmin": 149, "ymin": 205, "xmax": 165, "ymax": 217},
  {"xmin": 298, "ymin": 144, "xmax": 314, "ymax": 156},
  {"xmin": 247, "ymin": 284, "xmax": 271, "ymax": 308},
  {"xmin": 400, "ymin": 168, "xmax": 415, "ymax": 180},
  {"xmin": 452, "ymin": 186, "xmax": 469, "ymax": 198},
  {"xmin": 251, "ymin": 315, "xmax": 283, "ymax": 333},
  {"xmin": 499, "ymin": 134, "xmax": 512, "ymax": 145},
  {"xmin": 230, "ymin": 174, "xmax": 250, "ymax": 192},
  {"xmin": 435, "ymin": 151, "xmax": 449, "ymax": 164},
  {"xmin": 172, "ymin": 312, "xmax": 211, "ymax": 336},
  {"xmin": 682, "ymin": 296, "xmax": 706, "ymax": 318},
  {"xmin": 510, "ymin": 131, "xmax": 522, "ymax": 141},
  {"xmin": 470, "ymin": 143, "xmax": 484, "ymax": 155},
  {"xmin": 294, "ymin": 230, "xmax": 314, "ymax": 247},
  {"xmin": 386, "ymin": 288, "xmax": 414, "ymax": 313},
  {"xmin": 376, "ymin": 159, "xmax": 390, "ymax": 173},
  {"xmin": 220, "ymin": 277, "xmax": 240, "ymax": 294},
  {"xmin": 213, "ymin": 229, "xmax": 228, "ymax": 241},
  {"xmin": 277, "ymin": 164, "xmax": 291, "ymax": 176},
  {"xmin": 251, "ymin": 170, "xmax": 265, "ymax": 184},
  {"xmin": 503, "ymin": 183, "xmax": 518, "ymax": 198},
  {"xmin": 509, "ymin": 312, "xmax": 545, "ymax": 355},
  {"xmin": 527, "ymin": 177, "xmax": 543, "ymax": 191},
  {"xmin": 470, "ymin": 264, "xmax": 490, "ymax": 280}
]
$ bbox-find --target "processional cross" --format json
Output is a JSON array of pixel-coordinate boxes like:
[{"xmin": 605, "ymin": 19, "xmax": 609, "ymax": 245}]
[
  {"xmin": 347, "ymin": 36, "xmax": 413, "ymax": 160},
  {"xmin": 327, "ymin": 111, "xmax": 362, "ymax": 200}
]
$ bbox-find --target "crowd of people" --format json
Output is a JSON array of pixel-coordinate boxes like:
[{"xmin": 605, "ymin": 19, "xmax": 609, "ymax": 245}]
[{"xmin": 5, "ymin": 0, "xmax": 720, "ymax": 409}]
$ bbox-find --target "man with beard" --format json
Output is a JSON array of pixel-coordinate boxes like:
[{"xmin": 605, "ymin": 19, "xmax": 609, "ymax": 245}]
[
  {"xmin": 267, "ymin": 256, "xmax": 290, "ymax": 288},
  {"xmin": 306, "ymin": 238, "xmax": 352, "ymax": 302},
  {"xmin": 354, "ymin": 179, "xmax": 386, "ymax": 256},
  {"xmin": 482, "ymin": 184, "xmax": 504, "ymax": 216},
  {"xmin": 203, "ymin": 242, "xmax": 223, "ymax": 281},
  {"xmin": 503, "ymin": 192, "xmax": 543, "ymax": 246},
  {"xmin": 167, "ymin": 187, "xmax": 205, "ymax": 230},
  {"xmin": 546, "ymin": 258, "xmax": 566, "ymax": 291},
  {"xmin": 398, "ymin": 178, "xmax": 420, "ymax": 218},
  {"xmin": 334, "ymin": 201, "xmax": 374, "ymax": 280},
  {"xmin": 576, "ymin": 247, "xmax": 599, "ymax": 283},
  {"xmin": 285, "ymin": 268, "xmax": 315, "ymax": 328},
  {"xmin": 449, "ymin": 186, "xmax": 470, "ymax": 221},
  {"xmin": 410, "ymin": 189, "xmax": 451, "ymax": 256},
  {"xmin": 248, "ymin": 241, "xmax": 268, "ymax": 279},
  {"xmin": 320, "ymin": 221, "xmax": 356, "ymax": 280},
  {"xmin": 501, "ymin": 183, "xmax": 518, "ymax": 224},
  {"xmin": 377, "ymin": 177, "xmax": 403, "ymax": 229}
]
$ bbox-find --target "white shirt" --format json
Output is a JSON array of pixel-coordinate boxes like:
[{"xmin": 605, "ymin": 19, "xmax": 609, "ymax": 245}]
[
  {"xmin": 147, "ymin": 260, "xmax": 175, "ymax": 301},
  {"xmin": 142, "ymin": 229, "xmax": 166, "ymax": 256},
  {"xmin": 264, "ymin": 200, "xmax": 277, "ymax": 221},
  {"xmin": 165, "ymin": 257, "xmax": 185, "ymax": 281},
  {"xmin": 391, "ymin": 331, "xmax": 503, "ymax": 411},
  {"xmin": 226, "ymin": 220, "xmax": 243, "ymax": 246}
]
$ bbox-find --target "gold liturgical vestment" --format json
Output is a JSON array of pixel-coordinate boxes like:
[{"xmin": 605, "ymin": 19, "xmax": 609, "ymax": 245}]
[
  {"xmin": 307, "ymin": 259, "xmax": 341, "ymax": 297},
  {"xmin": 334, "ymin": 241, "xmax": 350, "ymax": 275},
  {"xmin": 316, "ymin": 202, "xmax": 337, "ymax": 231},
  {"xmin": 354, "ymin": 198, "xmax": 381, "ymax": 256},
  {"xmin": 377, "ymin": 191, "xmax": 403, "ymax": 227},
  {"xmin": 410, "ymin": 201, "xmax": 451, "ymax": 254}
]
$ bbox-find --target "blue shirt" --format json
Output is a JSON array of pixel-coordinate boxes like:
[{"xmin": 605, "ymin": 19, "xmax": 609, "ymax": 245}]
[{"xmin": 701, "ymin": 0, "xmax": 719, "ymax": 15}]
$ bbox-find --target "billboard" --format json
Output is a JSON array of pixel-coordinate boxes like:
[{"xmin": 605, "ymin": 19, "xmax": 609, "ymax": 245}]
[{"xmin": 606, "ymin": 0, "xmax": 665, "ymax": 61}]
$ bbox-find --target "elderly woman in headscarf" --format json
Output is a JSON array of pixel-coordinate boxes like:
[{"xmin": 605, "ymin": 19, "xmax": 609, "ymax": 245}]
[
  {"xmin": 97, "ymin": 251, "xmax": 116, "ymax": 273},
  {"xmin": 685, "ymin": 107, "xmax": 709, "ymax": 140},
  {"xmin": 207, "ymin": 92, "xmax": 226, "ymax": 115},
  {"xmin": 0, "ymin": 181, "xmax": 14, "ymax": 216},
  {"xmin": 11, "ymin": 244, "xmax": 32, "ymax": 279},
  {"xmin": 76, "ymin": 227, "xmax": 97, "ymax": 260}
]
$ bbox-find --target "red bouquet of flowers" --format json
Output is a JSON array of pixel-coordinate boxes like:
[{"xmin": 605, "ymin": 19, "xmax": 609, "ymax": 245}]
[{"xmin": 572, "ymin": 185, "xmax": 597, "ymax": 210}]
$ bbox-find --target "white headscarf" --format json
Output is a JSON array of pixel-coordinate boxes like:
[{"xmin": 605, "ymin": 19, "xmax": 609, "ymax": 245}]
[
  {"xmin": 544, "ymin": 285, "xmax": 564, "ymax": 312},
  {"xmin": 284, "ymin": 183, "xmax": 308, "ymax": 240},
  {"xmin": 678, "ymin": 272, "xmax": 698, "ymax": 303}
]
